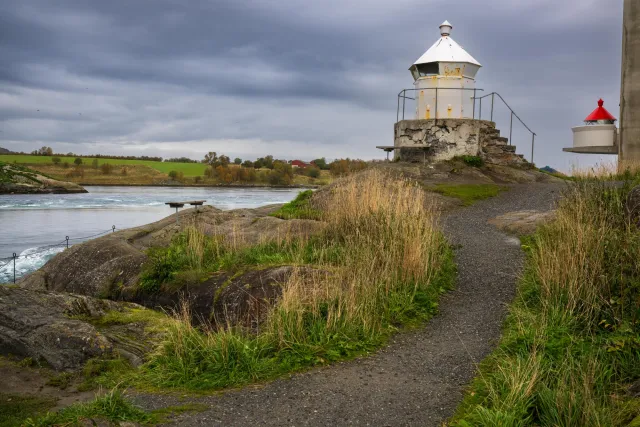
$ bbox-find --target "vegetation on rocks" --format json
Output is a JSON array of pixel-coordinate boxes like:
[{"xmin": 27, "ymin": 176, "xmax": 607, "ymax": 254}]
[
  {"xmin": 452, "ymin": 179, "xmax": 640, "ymax": 426},
  {"xmin": 270, "ymin": 190, "xmax": 321, "ymax": 220},
  {"xmin": 132, "ymin": 171, "xmax": 454, "ymax": 391}
]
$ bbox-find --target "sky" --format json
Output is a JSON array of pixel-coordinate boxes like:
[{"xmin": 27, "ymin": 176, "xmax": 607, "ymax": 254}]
[{"xmin": 0, "ymin": 0, "xmax": 624, "ymax": 171}]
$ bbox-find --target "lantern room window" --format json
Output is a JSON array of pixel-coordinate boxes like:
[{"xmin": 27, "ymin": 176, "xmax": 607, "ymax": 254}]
[{"xmin": 416, "ymin": 63, "xmax": 439, "ymax": 77}]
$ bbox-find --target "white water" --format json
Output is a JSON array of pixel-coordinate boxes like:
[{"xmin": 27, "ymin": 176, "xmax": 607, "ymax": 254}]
[{"xmin": 0, "ymin": 186, "xmax": 301, "ymax": 283}]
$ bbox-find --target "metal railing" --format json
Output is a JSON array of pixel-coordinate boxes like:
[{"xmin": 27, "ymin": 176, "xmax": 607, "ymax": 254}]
[
  {"xmin": 396, "ymin": 88, "xmax": 537, "ymax": 163},
  {"xmin": 0, "ymin": 226, "xmax": 116, "ymax": 284}
]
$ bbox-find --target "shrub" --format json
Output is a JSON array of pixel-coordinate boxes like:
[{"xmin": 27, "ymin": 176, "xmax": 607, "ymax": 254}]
[
  {"xmin": 304, "ymin": 166, "xmax": 321, "ymax": 178},
  {"xmin": 74, "ymin": 157, "xmax": 83, "ymax": 166},
  {"xmin": 51, "ymin": 157, "xmax": 61, "ymax": 165},
  {"xmin": 234, "ymin": 158, "xmax": 242, "ymax": 165},
  {"xmin": 100, "ymin": 163, "xmax": 114, "ymax": 175},
  {"xmin": 458, "ymin": 155, "xmax": 484, "ymax": 167},
  {"xmin": 91, "ymin": 158, "xmax": 99, "ymax": 169},
  {"xmin": 329, "ymin": 159, "xmax": 367, "ymax": 177},
  {"xmin": 168, "ymin": 170, "xmax": 184, "ymax": 180},
  {"xmin": 62, "ymin": 162, "xmax": 70, "ymax": 169},
  {"xmin": 194, "ymin": 176, "xmax": 202, "ymax": 184}
]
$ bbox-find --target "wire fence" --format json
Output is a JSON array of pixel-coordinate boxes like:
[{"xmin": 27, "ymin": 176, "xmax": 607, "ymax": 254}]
[{"xmin": 0, "ymin": 226, "xmax": 117, "ymax": 284}]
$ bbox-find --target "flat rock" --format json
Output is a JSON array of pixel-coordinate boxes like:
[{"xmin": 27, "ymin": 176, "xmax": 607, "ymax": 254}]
[
  {"xmin": 488, "ymin": 209, "xmax": 556, "ymax": 236},
  {"xmin": 0, "ymin": 286, "xmax": 164, "ymax": 370}
]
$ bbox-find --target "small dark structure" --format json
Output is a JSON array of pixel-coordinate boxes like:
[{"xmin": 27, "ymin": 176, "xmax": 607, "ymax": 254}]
[{"xmin": 165, "ymin": 200, "xmax": 206, "ymax": 224}]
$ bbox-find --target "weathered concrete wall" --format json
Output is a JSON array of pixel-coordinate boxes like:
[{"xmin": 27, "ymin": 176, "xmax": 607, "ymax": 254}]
[
  {"xmin": 621, "ymin": 0, "xmax": 640, "ymax": 161},
  {"xmin": 393, "ymin": 118, "xmax": 528, "ymax": 165},
  {"xmin": 394, "ymin": 119, "xmax": 491, "ymax": 162}
]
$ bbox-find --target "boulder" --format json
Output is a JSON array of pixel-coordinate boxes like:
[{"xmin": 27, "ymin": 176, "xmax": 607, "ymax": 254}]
[
  {"xmin": 125, "ymin": 266, "xmax": 324, "ymax": 330},
  {"xmin": 0, "ymin": 286, "xmax": 166, "ymax": 370}
]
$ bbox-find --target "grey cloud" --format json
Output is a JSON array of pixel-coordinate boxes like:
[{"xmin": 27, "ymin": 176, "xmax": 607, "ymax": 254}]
[{"xmin": 0, "ymin": 0, "xmax": 625, "ymax": 170}]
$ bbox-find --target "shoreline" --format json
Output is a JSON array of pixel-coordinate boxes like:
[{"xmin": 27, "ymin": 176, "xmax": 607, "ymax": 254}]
[{"xmin": 78, "ymin": 182, "xmax": 321, "ymax": 189}]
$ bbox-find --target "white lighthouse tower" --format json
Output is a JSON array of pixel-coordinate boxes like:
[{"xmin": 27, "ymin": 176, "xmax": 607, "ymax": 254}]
[{"xmin": 409, "ymin": 21, "xmax": 482, "ymax": 119}]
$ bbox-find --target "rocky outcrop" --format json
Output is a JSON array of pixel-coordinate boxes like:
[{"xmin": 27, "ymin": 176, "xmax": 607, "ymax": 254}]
[
  {"xmin": 21, "ymin": 205, "xmax": 325, "ymax": 299},
  {"xmin": 0, "ymin": 162, "xmax": 87, "ymax": 194},
  {"xmin": 125, "ymin": 266, "xmax": 325, "ymax": 329},
  {"xmin": 488, "ymin": 210, "xmax": 556, "ymax": 236},
  {"xmin": 0, "ymin": 286, "xmax": 166, "ymax": 370}
]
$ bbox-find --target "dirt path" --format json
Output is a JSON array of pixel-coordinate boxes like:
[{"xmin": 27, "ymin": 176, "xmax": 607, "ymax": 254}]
[{"xmin": 134, "ymin": 183, "xmax": 564, "ymax": 426}]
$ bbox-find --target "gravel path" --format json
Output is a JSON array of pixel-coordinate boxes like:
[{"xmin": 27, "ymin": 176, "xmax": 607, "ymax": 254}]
[{"xmin": 134, "ymin": 183, "xmax": 564, "ymax": 426}]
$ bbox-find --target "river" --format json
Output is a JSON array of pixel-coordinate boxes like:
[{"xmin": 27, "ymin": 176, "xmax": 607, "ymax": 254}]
[{"xmin": 0, "ymin": 186, "xmax": 301, "ymax": 283}]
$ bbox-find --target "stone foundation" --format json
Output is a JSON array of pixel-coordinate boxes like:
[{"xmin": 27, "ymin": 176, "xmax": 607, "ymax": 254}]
[{"xmin": 393, "ymin": 119, "xmax": 528, "ymax": 165}]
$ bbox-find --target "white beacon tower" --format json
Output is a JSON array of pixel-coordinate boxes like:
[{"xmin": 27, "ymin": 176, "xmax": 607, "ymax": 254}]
[{"xmin": 409, "ymin": 21, "xmax": 482, "ymax": 120}]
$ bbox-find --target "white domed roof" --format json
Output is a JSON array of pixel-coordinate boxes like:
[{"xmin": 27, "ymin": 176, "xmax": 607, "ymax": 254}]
[{"xmin": 413, "ymin": 21, "xmax": 481, "ymax": 67}]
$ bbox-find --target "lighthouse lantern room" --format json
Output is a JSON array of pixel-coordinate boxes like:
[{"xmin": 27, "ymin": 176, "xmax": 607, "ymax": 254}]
[
  {"xmin": 409, "ymin": 21, "xmax": 482, "ymax": 120},
  {"xmin": 563, "ymin": 99, "xmax": 619, "ymax": 155}
]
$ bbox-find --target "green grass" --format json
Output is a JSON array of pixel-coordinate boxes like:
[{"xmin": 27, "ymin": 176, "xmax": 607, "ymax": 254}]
[
  {"xmin": 0, "ymin": 154, "xmax": 208, "ymax": 177},
  {"xmin": 271, "ymin": 190, "xmax": 322, "ymax": 220},
  {"xmin": 0, "ymin": 393, "xmax": 57, "ymax": 427},
  {"xmin": 23, "ymin": 389, "xmax": 154, "ymax": 427},
  {"xmin": 137, "ymin": 243, "xmax": 456, "ymax": 391},
  {"xmin": 451, "ymin": 180, "xmax": 640, "ymax": 426},
  {"xmin": 432, "ymin": 183, "xmax": 506, "ymax": 205}
]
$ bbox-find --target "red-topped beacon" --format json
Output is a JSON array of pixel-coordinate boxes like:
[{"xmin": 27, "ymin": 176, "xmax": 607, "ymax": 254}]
[{"xmin": 564, "ymin": 98, "xmax": 618, "ymax": 155}]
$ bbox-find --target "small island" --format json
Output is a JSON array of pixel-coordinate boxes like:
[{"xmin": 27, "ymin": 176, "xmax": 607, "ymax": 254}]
[{"xmin": 0, "ymin": 161, "xmax": 87, "ymax": 194}]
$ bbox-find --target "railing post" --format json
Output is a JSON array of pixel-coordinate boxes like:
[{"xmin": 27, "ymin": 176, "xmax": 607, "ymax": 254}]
[
  {"xmin": 479, "ymin": 98, "xmax": 482, "ymax": 119},
  {"xmin": 402, "ymin": 91, "xmax": 406, "ymax": 121},
  {"xmin": 112, "ymin": 225, "xmax": 116, "ymax": 233},
  {"xmin": 396, "ymin": 93, "xmax": 400, "ymax": 123},
  {"xmin": 435, "ymin": 88, "xmax": 438, "ymax": 121},
  {"xmin": 509, "ymin": 112, "xmax": 513, "ymax": 146},
  {"xmin": 65, "ymin": 236, "xmax": 69, "ymax": 249},
  {"xmin": 12, "ymin": 253, "xmax": 16, "ymax": 284},
  {"xmin": 472, "ymin": 89, "xmax": 476, "ymax": 119},
  {"xmin": 531, "ymin": 134, "xmax": 535, "ymax": 164},
  {"xmin": 490, "ymin": 93, "xmax": 495, "ymax": 122}
]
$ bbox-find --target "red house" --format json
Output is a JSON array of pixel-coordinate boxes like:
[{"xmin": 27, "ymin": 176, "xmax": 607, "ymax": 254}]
[{"xmin": 291, "ymin": 160, "xmax": 308, "ymax": 168}]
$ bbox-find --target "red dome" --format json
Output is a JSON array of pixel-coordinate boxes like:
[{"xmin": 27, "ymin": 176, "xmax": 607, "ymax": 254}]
[{"xmin": 584, "ymin": 99, "xmax": 617, "ymax": 122}]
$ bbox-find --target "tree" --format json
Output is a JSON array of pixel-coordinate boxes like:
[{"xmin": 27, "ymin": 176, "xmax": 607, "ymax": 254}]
[
  {"xmin": 263, "ymin": 155, "xmax": 274, "ymax": 169},
  {"xmin": 35, "ymin": 146, "xmax": 53, "ymax": 156},
  {"xmin": 234, "ymin": 157, "xmax": 242, "ymax": 165},
  {"xmin": 51, "ymin": 157, "xmax": 61, "ymax": 165},
  {"xmin": 253, "ymin": 158, "xmax": 264, "ymax": 169},
  {"xmin": 74, "ymin": 157, "xmax": 83, "ymax": 166},
  {"xmin": 219, "ymin": 155, "xmax": 230, "ymax": 166},
  {"xmin": 312, "ymin": 157, "xmax": 328, "ymax": 170},
  {"xmin": 202, "ymin": 152, "xmax": 218, "ymax": 165},
  {"xmin": 242, "ymin": 160, "xmax": 254, "ymax": 168}
]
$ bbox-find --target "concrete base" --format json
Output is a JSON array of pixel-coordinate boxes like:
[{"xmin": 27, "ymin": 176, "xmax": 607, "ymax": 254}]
[
  {"xmin": 620, "ymin": 0, "xmax": 640, "ymax": 161},
  {"xmin": 393, "ymin": 119, "xmax": 527, "ymax": 165},
  {"xmin": 563, "ymin": 146, "xmax": 619, "ymax": 155}
]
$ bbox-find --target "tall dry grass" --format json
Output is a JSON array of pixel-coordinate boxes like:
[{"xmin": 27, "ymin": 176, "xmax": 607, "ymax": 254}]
[
  {"xmin": 453, "ymin": 179, "xmax": 640, "ymax": 426},
  {"xmin": 142, "ymin": 170, "xmax": 452, "ymax": 389},
  {"xmin": 268, "ymin": 170, "xmax": 444, "ymax": 345}
]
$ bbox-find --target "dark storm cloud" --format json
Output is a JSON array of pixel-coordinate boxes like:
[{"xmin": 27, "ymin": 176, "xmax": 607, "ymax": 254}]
[{"xmin": 0, "ymin": 0, "xmax": 624, "ymax": 169}]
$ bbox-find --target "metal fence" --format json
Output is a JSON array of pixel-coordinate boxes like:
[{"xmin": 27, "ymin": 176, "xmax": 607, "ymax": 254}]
[
  {"xmin": 396, "ymin": 88, "xmax": 537, "ymax": 163},
  {"xmin": 0, "ymin": 226, "xmax": 116, "ymax": 284}
]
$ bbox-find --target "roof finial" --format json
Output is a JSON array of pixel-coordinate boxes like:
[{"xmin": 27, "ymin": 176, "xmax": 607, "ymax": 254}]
[
  {"xmin": 440, "ymin": 20, "xmax": 452, "ymax": 37},
  {"xmin": 598, "ymin": 98, "xmax": 604, "ymax": 107}
]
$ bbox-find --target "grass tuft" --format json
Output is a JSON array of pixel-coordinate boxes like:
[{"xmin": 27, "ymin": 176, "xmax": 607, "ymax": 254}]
[{"xmin": 432, "ymin": 183, "xmax": 506, "ymax": 205}]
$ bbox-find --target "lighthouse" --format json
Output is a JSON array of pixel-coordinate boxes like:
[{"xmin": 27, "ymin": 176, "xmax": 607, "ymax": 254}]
[
  {"xmin": 563, "ymin": 99, "xmax": 618, "ymax": 155},
  {"xmin": 378, "ymin": 20, "xmax": 533, "ymax": 166},
  {"xmin": 409, "ymin": 21, "xmax": 481, "ymax": 119}
]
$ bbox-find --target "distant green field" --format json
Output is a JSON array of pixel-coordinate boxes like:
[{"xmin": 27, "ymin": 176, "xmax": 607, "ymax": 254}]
[{"xmin": 0, "ymin": 154, "xmax": 207, "ymax": 177}]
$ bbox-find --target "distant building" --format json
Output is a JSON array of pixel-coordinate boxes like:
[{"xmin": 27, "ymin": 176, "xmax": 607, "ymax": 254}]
[{"xmin": 291, "ymin": 160, "xmax": 309, "ymax": 168}]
